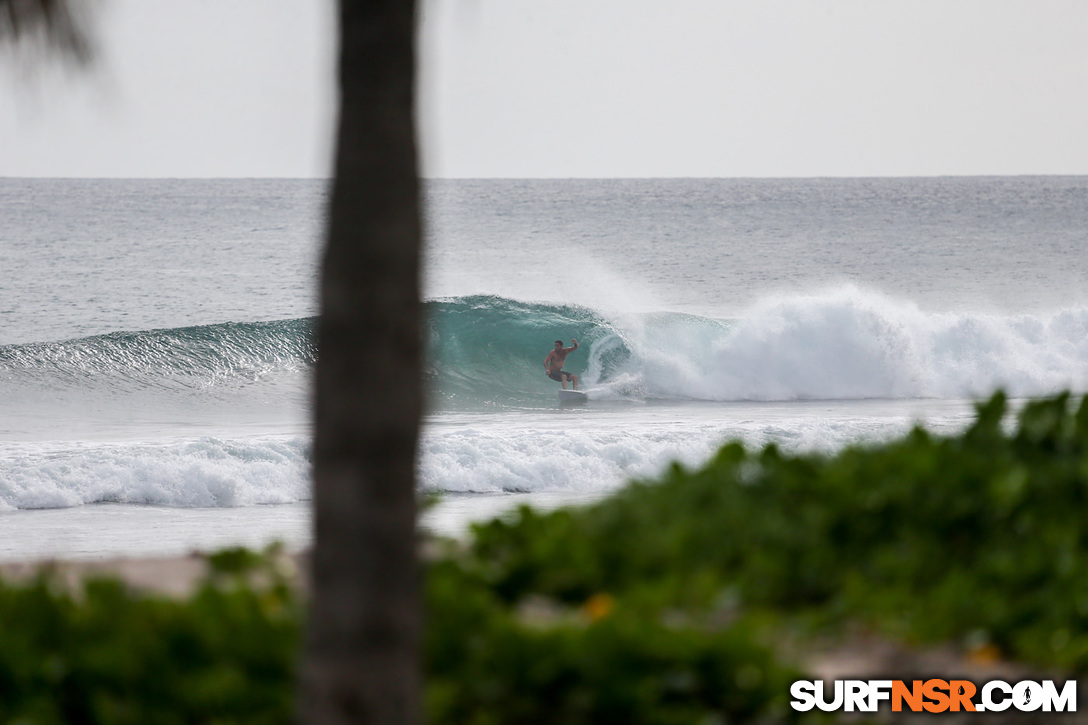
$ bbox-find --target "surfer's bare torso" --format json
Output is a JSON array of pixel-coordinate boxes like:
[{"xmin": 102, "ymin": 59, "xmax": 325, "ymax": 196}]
[
  {"xmin": 544, "ymin": 344, "xmax": 575, "ymax": 372},
  {"xmin": 544, "ymin": 339, "xmax": 579, "ymax": 389}
]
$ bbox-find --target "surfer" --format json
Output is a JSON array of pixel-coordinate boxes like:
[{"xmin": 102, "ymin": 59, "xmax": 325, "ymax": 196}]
[{"xmin": 544, "ymin": 339, "xmax": 579, "ymax": 390}]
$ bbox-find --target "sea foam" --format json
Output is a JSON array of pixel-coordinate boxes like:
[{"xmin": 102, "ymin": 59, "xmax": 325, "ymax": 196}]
[
  {"xmin": 611, "ymin": 286, "xmax": 1088, "ymax": 401},
  {"xmin": 0, "ymin": 436, "xmax": 310, "ymax": 511}
]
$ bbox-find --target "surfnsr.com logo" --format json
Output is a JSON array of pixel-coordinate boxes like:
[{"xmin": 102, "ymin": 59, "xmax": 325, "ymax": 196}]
[{"xmin": 790, "ymin": 679, "xmax": 1077, "ymax": 713}]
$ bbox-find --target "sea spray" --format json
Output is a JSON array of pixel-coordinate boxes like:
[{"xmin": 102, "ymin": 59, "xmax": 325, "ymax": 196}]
[{"xmin": 686, "ymin": 287, "xmax": 1088, "ymax": 400}]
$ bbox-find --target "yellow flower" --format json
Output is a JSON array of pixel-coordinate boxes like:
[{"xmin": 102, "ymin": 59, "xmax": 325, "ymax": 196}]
[{"xmin": 582, "ymin": 593, "xmax": 615, "ymax": 621}]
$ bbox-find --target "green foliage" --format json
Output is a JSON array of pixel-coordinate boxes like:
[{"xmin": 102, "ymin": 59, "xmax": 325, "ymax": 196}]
[
  {"xmin": 0, "ymin": 547, "xmax": 300, "ymax": 725},
  {"xmin": 424, "ymin": 559, "xmax": 806, "ymax": 725},
  {"xmin": 468, "ymin": 392, "xmax": 1088, "ymax": 670}
]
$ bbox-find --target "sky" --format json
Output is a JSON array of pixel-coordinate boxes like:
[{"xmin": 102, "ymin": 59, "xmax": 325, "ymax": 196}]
[{"xmin": 2, "ymin": 0, "xmax": 1088, "ymax": 178}]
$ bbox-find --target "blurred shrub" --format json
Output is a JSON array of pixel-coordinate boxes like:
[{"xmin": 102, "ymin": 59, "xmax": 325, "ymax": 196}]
[
  {"xmin": 425, "ymin": 558, "xmax": 804, "ymax": 725},
  {"xmin": 0, "ymin": 547, "xmax": 299, "ymax": 725}
]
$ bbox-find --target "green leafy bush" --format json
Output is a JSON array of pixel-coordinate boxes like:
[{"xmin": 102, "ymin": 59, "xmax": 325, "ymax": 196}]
[
  {"xmin": 425, "ymin": 558, "xmax": 806, "ymax": 725},
  {"xmin": 0, "ymin": 550, "xmax": 802, "ymax": 724},
  {"xmin": 0, "ymin": 548, "xmax": 300, "ymax": 725}
]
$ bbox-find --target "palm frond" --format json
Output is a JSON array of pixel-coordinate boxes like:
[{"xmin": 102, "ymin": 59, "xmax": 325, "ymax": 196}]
[{"xmin": 0, "ymin": 0, "xmax": 93, "ymax": 63}]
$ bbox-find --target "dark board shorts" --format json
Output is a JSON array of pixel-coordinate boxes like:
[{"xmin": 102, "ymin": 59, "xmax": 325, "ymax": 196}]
[{"xmin": 548, "ymin": 370, "xmax": 572, "ymax": 382}]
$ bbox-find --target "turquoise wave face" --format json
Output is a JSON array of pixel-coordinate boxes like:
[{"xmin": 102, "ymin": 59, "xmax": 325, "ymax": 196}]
[
  {"xmin": 0, "ymin": 299, "xmax": 641, "ymax": 409},
  {"xmin": 423, "ymin": 295, "xmax": 742, "ymax": 409},
  {"xmin": 0, "ymin": 297, "xmax": 735, "ymax": 410},
  {"xmin": 425, "ymin": 295, "xmax": 626, "ymax": 409}
]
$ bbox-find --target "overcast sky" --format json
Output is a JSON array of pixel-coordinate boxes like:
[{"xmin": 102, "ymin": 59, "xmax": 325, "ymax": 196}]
[{"xmin": 2, "ymin": 0, "xmax": 1087, "ymax": 178}]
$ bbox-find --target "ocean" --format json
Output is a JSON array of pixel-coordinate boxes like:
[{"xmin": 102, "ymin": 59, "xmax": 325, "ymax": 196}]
[{"xmin": 2, "ymin": 176, "xmax": 1087, "ymax": 560}]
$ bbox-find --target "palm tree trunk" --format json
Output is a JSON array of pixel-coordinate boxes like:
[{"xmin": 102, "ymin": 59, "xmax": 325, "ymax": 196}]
[{"xmin": 299, "ymin": 0, "xmax": 422, "ymax": 722}]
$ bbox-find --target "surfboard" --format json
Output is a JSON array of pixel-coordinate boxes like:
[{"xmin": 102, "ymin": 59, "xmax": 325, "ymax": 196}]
[{"xmin": 558, "ymin": 389, "xmax": 588, "ymax": 403}]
